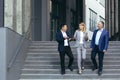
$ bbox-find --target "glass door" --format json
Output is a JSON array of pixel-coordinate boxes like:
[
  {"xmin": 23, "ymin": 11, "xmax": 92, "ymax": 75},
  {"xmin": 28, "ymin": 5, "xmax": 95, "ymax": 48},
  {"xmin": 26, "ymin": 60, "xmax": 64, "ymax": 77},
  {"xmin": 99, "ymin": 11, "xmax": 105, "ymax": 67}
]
[{"xmin": 50, "ymin": 0, "xmax": 61, "ymax": 41}]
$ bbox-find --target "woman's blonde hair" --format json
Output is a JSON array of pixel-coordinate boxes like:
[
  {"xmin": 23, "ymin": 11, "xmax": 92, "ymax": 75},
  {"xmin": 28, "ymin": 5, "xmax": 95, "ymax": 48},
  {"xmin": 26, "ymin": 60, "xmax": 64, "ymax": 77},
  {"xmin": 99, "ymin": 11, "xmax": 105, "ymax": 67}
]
[{"xmin": 78, "ymin": 22, "xmax": 86, "ymax": 32}]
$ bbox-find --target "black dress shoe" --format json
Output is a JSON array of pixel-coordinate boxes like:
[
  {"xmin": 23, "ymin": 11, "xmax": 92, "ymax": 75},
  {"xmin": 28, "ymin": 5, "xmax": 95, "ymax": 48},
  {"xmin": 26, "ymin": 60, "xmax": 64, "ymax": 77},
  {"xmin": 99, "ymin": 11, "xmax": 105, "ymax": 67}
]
[
  {"xmin": 68, "ymin": 67, "xmax": 73, "ymax": 71},
  {"xmin": 98, "ymin": 71, "xmax": 102, "ymax": 76},
  {"xmin": 92, "ymin": 67, "xmax": 98, "ymax": 71},
  {"xmin": 61, "ymin": 71, "xmax": 65, "ymax": 75}
]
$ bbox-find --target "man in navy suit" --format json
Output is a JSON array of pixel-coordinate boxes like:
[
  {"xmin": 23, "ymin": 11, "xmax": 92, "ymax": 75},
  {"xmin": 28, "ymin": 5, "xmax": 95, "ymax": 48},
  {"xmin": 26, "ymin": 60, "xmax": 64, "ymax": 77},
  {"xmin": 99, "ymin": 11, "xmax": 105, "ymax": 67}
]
[
  {"xmin": 56, "ymin": 24, "xmax": 74, "ymax": 75},
  {"xmin": 90, "ymin": 21, "xmax": 109, "ymax": 76}
]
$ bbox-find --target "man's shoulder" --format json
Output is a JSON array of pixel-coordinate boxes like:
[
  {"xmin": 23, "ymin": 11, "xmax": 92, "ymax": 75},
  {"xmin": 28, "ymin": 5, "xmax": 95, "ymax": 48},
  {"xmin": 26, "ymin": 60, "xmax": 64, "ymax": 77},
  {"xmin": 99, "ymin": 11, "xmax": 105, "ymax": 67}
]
[
  {"xmin": 56, "ymin": 30, "xmax": 61, "ymax": 35},
  {"xmin": 103, "ymin": 29, "xmax": 108, "ymax": 33},
  {"xmin": 66, "ymin": 31, "xmax": 70, "ymax": 34},
  {"xmin": 93, "ymin": 29, "xmax": 98, "ymax": 32},
  {"xmin": 57, "ymin": 30, "xmax": 61, "ymax": 33}
]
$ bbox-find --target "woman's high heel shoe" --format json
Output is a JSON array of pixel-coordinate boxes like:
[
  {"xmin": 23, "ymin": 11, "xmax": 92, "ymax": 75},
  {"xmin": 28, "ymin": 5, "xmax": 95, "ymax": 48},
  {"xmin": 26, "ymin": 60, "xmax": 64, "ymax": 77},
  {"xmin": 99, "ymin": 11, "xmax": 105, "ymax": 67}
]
[
  {"xmin": 81, "ymin": 67, "xmax": 85, "ymax": 70},
  {"xmin": 78, "ymin": 69, "xmax": 82, "ymax": 74}
]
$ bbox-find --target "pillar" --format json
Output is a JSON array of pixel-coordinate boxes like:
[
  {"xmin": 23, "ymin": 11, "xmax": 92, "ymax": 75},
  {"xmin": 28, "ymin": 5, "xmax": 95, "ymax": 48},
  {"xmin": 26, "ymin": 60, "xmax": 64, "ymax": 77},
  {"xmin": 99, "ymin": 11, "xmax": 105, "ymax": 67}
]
[
  {"xmin": 4, "ymin": 0, "xmax": 14, "ymax": 29},
  {"xmin": 41, "ymin": 0, "xmax": 50, "ymax": 41},
  {"xmin": 0, "ymin": 0, "xmax": 4, "ymax": 27}
]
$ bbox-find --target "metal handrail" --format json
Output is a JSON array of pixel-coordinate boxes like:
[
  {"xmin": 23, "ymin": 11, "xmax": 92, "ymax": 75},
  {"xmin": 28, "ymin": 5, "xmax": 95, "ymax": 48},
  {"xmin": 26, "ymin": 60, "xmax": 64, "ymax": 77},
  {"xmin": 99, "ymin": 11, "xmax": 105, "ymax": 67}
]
[{"xmin": 7, "ymin": 19, "xmax": 32, "ymax": 70}]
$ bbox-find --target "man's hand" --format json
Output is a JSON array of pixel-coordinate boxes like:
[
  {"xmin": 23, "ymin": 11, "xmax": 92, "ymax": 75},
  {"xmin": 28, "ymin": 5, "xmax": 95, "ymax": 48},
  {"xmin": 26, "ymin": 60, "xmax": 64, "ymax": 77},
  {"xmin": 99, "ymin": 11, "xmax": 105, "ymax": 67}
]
[
  {"xmin": 64, "ymin": 37, "xmax": 69, "ymax": 39},
  {"xmin": 103, "ymin": 50, "xmax": 107, "ymax": 53},
  {"xmin": 90, "ymin": 48, "xmax": 93, "ymax": 52}
]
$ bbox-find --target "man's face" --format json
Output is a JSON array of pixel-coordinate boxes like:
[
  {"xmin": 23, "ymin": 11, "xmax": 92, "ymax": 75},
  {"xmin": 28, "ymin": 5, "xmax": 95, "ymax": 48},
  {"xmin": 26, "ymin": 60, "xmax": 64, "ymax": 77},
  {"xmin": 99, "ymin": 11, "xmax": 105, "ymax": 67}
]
[
  {"xmin": 62, "ymin": 25, "xmax": 68, "ymax": 32},
  {"xmin": 97, "ymin": 22, "xmax": 103, "ymax": 29}
]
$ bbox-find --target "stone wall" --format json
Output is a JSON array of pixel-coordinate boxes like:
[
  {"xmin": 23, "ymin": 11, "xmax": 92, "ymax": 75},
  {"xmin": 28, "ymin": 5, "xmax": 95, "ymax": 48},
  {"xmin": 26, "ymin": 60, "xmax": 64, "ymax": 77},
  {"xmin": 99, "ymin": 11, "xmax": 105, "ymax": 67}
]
[
  {"xmin": 0, "ymin": 27, "xmax": 30, "ymax": 80},
  {"xmin": 4, "ymin": 0, "xmax": 32, "ymax": 35}
]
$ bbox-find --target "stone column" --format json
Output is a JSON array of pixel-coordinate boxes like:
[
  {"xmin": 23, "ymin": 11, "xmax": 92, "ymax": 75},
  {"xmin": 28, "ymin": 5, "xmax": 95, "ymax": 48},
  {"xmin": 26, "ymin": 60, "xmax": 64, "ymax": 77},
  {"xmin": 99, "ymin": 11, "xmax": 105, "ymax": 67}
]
[
  {"xmin": 115, "ymin": 0, "xmax": 119, "ymax": 33},
  {"xmin": 111, "ymin": 0, "xmax": 115, "ymax": 36},
  {"xmin": 22, "ymin": 0, "xmax": 32, "ymax": 33},
  {"xmin": 0, "ymin": 0, "xmax": 4, "ymax": 27},
  {"xmin": 4, "ymin": 0, "xmax": 32, "ymax": 36},
  {"xmin": 66, "ymin": 0, "xmax": 71, "ymax": 29},
  {"xmin": 4, "ymin": 0, "xmax": 14, "ymax": 29},
  {"xmin": 106, "ymin": 0, "xmax": 119, "ymax": 40},
  {"xmin": 16, "ymin": 0, "xmax": 23, "ymax": 34},
  {"xmin": 41, "ymin": 0, "xmax": 50, "ymax": 41}
]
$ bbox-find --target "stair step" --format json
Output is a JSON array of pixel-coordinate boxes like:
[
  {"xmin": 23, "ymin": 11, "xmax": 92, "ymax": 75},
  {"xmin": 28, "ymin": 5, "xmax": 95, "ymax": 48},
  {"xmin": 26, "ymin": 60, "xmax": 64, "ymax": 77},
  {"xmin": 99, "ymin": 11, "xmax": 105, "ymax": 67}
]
[
  {"xmin": 28, "ymin": 48, "xmax": 120, "ymax": 51},
  {"xmin": 23, "ymin": 65, "xmax": 120, "ymax": 69},
  {"xmin": 21, "ymin": 69, "xmax": 120, "ymax": 74},
  {"xmin": 25, "ymin": 57, "xmax": 120, "ymax": 60},
  {"xmin": 26, "ymin": 56, "xmax": 120, "ymax": 58},
  {"xmin": 25, "ymin": 60, "xmax": 120, "ymax": 62},
  {"xmin": 29, "ymin": 47, "xmax": 120, "ymax": 49},
  {"xmin": 30, "ymin": 43, "xmax": 120, "ymax": 45},
  {"xmin": 27, "ymin": 51, "xmax": 120, "ymax": 53},
  {"xmin": 26, "ymin": 54, "xmax": 120, "ymax": 57},
  {"xmin": 26, "ymin": 52, "xmax": 120, "ymax": 54},
  {"xmin": 24, "ymin": 61, "xmax": 120, "ymax": 65},
  {"xmin": 20, "ymin": 74, "xmax": 120, "ymax": 79}
]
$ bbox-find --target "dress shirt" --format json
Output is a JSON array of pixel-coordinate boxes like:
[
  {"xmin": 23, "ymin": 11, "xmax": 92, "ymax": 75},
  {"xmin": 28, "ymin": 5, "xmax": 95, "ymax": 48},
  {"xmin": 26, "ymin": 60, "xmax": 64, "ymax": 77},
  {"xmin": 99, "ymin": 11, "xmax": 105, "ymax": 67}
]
[
  {"xmin": 80, "ymin": 31, "xmax": 84, "ymax": 44},
  {"xmin": 95, "ymin": 28, "xmax": 104, "ymax": 45},
  {"xmin": 61, "ymin": 30, "xmax": 69, "ymax": 46}
]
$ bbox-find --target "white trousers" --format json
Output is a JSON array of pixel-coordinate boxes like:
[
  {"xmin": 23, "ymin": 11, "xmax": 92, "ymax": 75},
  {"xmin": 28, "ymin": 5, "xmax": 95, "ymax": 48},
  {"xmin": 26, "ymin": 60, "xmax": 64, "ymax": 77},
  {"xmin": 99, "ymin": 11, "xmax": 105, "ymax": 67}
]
[{"xmin": 77, "ymin": 44, "xmax": 86, "ymax": 70}]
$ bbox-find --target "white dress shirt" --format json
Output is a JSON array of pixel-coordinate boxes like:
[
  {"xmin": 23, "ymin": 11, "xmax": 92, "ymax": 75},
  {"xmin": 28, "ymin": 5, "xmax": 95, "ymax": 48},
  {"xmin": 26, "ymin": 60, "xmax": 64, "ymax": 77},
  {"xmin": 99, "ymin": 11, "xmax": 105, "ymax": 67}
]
[
  {"xmin": 95, "ymin": 28, "xmax": 104, "ymax": 45},
  {"xmin": 80, "ymin": 31, "xmax": 84, "ymax": 44},
  {"xmin": 61, "ymin": 30, "xmax": 69, "ymax": 46}
]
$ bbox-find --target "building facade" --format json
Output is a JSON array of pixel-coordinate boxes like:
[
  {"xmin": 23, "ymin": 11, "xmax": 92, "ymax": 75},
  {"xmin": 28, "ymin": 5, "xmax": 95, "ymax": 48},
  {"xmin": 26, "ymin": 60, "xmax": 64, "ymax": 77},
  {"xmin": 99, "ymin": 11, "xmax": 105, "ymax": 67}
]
[
  {"xmin": 106, "ymin": 0, "xmax": 120, "ymax": 40},
  {"xmin": 0, "ymin": 0, "xmax": 119, "ymax": 41},
  {"xmin": 85, "ymin": 0, "xmax": 105, "ymax": 39}
]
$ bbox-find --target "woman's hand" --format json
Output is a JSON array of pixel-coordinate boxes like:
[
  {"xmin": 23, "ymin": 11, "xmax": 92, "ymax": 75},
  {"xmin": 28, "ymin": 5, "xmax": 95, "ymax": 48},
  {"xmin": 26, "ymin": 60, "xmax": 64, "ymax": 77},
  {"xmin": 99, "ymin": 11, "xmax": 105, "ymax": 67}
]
[
  {"xmin": 84, "ymin": 36, "xmax": 88, "ymax": 41},
  {"xmin": 72, "ymin": 38, "xmax": 76, "ymax": 41}
]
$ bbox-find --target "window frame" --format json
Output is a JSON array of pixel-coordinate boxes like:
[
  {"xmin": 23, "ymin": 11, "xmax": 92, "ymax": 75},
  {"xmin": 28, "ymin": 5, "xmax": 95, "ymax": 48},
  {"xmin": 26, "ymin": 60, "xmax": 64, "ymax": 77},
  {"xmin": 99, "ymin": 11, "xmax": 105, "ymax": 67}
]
[{"xmin": 89, "ymin": 8, "xmax": 97, "ymax": 32}]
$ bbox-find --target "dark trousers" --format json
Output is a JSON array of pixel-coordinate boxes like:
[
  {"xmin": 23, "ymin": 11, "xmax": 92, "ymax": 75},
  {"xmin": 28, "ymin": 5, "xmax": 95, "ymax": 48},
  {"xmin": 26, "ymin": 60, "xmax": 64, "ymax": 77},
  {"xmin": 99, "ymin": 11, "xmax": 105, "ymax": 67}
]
[
  {"xmin": 91, "ymin": 45, "xmax": 104, "ymax": 71},
  {"xmin": 59, "ymin": 46, "xmax": 74, "ymax": 72}
]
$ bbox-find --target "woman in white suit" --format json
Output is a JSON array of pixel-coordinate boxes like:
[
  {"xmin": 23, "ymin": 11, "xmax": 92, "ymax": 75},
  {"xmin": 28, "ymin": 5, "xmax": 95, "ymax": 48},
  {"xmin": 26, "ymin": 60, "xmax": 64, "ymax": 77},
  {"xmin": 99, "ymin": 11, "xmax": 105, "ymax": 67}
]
[{"xmin": 74, "ymin": 22, "xmax": 88, "ymax": 74}]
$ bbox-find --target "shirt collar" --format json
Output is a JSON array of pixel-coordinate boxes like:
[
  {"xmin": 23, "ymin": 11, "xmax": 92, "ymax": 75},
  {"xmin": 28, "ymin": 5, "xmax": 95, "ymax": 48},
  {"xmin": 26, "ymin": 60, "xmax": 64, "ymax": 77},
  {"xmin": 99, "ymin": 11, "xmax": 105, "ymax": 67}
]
[
  {"xmin": 98, "ymin": 28, "xmax": 104, "ymax": 32},
  {"xmin": 61, "ymin": 30, "xmax": 66, "ymax": 34},
  {"xmin": 61, "ymin": 30, "xmax": 64, "ymax": 33}
]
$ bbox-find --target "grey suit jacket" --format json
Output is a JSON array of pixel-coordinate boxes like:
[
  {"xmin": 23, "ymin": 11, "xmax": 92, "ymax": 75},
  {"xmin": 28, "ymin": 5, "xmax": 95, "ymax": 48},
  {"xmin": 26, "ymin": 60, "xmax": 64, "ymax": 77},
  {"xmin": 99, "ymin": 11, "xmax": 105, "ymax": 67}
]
[{"xmin": 74, "ymin": 30, "xmax": 88, "ymax": 48}]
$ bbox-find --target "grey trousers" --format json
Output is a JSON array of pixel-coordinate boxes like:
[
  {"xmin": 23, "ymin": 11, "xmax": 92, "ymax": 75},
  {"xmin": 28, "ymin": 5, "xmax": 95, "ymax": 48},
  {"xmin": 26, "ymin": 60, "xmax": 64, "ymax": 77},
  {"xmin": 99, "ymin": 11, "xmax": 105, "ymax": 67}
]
[{"xmin": 77, "ymin": 44, "xmax": 86, "ymax": 70}]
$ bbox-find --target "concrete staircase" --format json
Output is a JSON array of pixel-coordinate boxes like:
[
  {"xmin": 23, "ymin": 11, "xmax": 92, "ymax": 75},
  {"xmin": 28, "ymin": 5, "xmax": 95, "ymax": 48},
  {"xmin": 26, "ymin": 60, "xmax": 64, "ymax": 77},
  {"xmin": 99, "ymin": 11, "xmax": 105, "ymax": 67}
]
[{"xmin": 19, "ymin": 41, "xmax": 120, "ymax": 80}]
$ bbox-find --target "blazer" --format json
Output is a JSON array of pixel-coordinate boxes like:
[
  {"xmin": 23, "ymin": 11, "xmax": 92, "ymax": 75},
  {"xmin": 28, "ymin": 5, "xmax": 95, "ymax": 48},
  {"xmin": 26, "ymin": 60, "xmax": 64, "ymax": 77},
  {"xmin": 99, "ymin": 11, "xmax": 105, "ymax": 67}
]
[
  {"xmin": 90, "ymin": 29, "xmax": 109, "ymax": 51},
  {"xmin": 74, "ymin": 30, "xmax": 88, "ymax": 48},
  {"xmin": 56, "ymin": 30, "xmax": 71, "ymax": 52}
]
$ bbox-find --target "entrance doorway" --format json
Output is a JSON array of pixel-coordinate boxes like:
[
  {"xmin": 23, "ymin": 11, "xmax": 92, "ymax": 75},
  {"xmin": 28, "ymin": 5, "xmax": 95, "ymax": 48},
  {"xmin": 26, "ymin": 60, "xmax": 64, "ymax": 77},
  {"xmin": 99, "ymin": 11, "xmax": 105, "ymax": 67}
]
[
  {"xmin": 50, "ymin": 0, "xmax": 66, "ymax": 40},
  {"xmin": 31, "ymin": 0, "xmax": 84, "ymax": 41},
  {"xmin": 32, "ymin": 0, "xmax": 42, "ymax": 41},
  {"xmin": 50, "ymin": 0, "xmax": 84, "ymax": 40}
]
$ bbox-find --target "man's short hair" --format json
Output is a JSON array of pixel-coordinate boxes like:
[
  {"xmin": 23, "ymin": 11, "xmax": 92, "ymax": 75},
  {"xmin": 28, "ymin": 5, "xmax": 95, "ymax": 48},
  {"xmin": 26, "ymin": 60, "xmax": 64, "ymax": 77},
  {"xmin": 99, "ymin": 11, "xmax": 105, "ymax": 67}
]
[
  {"xmin": 60, "ymin": 23, "xmax": 67, "ymax": 29},
  {"xmin": 99, "ymin": 21, "xmax": 104, "ymax": 27}
]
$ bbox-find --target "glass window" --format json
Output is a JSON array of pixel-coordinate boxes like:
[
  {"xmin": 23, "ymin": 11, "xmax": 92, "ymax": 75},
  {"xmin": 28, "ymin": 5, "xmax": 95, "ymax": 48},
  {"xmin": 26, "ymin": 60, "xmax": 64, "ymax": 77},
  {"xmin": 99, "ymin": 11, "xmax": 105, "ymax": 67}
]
[
  {"xmin": 89, "ymin": 9, "xmax": 97, "ymax": 32},
  {"xmin": 100, "ymin": 0, "xmax": 105, "ymax": 7},
  {"xmin": 100, "ymin": 16, "xmax": 105, "ymax": 24}
]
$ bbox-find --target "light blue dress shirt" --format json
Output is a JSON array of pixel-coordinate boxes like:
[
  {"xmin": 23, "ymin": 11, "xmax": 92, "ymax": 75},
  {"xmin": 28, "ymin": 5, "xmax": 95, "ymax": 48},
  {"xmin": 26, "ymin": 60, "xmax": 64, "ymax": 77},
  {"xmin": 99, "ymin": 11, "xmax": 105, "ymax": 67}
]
[{"xmin": 95, "ymin": 28, "xmax": 104, "ymax": 45}]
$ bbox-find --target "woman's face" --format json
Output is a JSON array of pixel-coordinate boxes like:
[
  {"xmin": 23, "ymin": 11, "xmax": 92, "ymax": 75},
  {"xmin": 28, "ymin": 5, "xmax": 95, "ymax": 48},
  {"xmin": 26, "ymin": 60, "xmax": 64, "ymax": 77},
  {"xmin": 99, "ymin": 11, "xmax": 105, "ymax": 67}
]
[{"xmin": 79, "ymin": 24, "xmax": 84, "ymax": 30}]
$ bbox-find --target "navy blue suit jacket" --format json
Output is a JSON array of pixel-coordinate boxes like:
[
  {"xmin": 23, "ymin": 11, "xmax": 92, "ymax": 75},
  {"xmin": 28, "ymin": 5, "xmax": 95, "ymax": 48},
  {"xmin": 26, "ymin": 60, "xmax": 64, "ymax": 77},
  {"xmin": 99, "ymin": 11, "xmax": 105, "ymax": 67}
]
[
  {"xmin": 56, "ymin": 30, "xmax": 71, "ymax": 52},
  {"xmin": 90, "ymin": 29, "xmax": 109, "ymax": 51}
]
